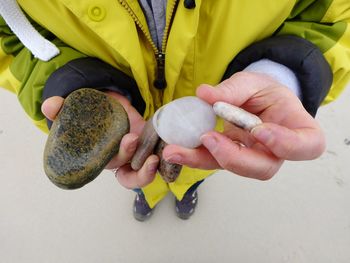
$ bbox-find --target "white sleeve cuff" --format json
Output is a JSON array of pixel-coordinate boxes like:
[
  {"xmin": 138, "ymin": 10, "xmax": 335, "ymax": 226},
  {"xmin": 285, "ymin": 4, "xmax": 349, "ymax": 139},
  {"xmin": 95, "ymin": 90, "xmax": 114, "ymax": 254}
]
[{"xmin": 243, "ymin": 59, "xmax": 302, "ymax": 99}]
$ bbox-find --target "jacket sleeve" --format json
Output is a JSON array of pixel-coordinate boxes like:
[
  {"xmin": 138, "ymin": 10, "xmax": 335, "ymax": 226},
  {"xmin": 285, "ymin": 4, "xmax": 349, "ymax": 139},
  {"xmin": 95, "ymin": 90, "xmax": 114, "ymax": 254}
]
[
  {"xmin": 42, "ymin": 57, "xmax": 146, "ymax": 129},
  {"xmin": 223, "ymin": 0, "xmax": 350, "ymax": 116},
  {"xmin": 0, "ymin": 16, "xmax": 145, "ymax": 132},
  {"xmin": 0, "ymin": 16, "xmax": 85, "ymax": 132},
  {"xmin": 278, "ymin": 0, "xmax": 350, "ymax": 105}
]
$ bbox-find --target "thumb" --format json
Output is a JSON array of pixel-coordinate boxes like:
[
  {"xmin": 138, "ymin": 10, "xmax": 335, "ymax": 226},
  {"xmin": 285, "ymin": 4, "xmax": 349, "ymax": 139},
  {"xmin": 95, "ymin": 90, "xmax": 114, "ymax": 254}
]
[
  {"xmin": 196, "ymin": 84, "xmax": 223, "ymax": 105},
  {"xmin": 250, "ymin": 123, "xmax": 326, "ymax": 161},
  {"xmin": 196, "ymin": 72, "xmax": 266, "ymax": 106},
  {"xmin": 41, "ymin": 96, "xmax": 64, "ymax": 121}
]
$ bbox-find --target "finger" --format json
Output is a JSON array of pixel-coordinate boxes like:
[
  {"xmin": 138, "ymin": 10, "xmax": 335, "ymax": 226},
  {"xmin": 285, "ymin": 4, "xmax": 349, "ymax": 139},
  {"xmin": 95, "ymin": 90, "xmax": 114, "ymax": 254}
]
[
  {"xmin": 196, "ymin": 72, "xmax": 272, "ymax": 106},
  {"xmin": 200, "ymin": 131, "xmax": 283, "ymax": 180},
  {"xmin": 251, "ymin": 123, "xmax": 326, "ymax": 160},
  {"xmin": 162, "ymin": 144, "xmax": 220, "ymax": 170},
  {"xmin": 222, "ymin": 122, "xmax": 257, "ymax": 147},
  {"xmin": 162, "ymin": 124, "xmax": 259, "ymax": 170},
  {"xmin": 105, "ymin": 133, "xmax": 139, "ymax": 169},
  {"xmin": 115, "ymin": 155, "xmax": 159, "ymax": 189},
  {"xmin": 41, "ymin": 96, "xmax": 64, "ymax": 121}
]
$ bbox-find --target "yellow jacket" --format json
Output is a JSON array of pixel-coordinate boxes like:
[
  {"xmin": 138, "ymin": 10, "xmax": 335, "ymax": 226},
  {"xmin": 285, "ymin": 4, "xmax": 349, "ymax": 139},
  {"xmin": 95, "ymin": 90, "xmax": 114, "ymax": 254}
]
[{"xmin": 0, "ymin": 0, "xmax": 350, "ymax": 207}]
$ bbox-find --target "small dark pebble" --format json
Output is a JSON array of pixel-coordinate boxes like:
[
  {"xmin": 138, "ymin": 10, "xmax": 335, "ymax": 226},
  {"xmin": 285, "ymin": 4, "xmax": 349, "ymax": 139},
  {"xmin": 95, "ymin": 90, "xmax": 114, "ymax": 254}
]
[{"xmin": 155, "ymin": 139, "xmax": 182, "ymax": 183}]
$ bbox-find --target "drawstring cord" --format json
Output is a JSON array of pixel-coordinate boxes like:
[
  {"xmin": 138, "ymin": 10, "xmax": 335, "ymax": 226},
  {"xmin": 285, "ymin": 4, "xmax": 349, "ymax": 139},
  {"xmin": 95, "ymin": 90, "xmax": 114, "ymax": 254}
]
[
  {"xmin": 0, "ymin": 0, "xmax": 60, "ymax": 61},
  {"xmin": 0, "ymin": 0, "xmax": 195, "ymax": 61}
]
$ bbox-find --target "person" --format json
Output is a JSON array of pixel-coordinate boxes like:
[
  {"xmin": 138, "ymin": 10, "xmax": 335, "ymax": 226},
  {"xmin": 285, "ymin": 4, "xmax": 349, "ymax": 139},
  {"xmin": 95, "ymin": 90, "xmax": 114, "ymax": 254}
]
[{"xmin": 0, "ymin": 0, "xmax": 349, "ymax": 221}]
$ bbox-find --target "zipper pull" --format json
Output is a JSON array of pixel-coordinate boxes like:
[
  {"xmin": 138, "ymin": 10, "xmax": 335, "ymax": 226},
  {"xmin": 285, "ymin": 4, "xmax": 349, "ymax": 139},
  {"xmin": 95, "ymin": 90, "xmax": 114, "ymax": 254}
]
[{"xmin": 154, "ymin": 52, "xmax": 167, "ymax": 90}]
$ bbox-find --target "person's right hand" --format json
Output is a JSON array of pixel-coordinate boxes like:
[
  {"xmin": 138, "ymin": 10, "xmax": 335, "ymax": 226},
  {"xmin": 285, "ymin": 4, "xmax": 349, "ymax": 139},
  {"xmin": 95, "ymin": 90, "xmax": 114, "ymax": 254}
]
[{"xmin": 41, "ymin": 91, "xmax": 158, "ymax": 189}]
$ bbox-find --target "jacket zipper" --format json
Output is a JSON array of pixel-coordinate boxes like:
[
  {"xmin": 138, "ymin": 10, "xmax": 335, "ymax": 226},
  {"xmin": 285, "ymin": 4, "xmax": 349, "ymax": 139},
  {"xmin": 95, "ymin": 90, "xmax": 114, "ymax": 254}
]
[
  {"xmin": 118, "ymin": 0, "xmax": 178, "ymax": 95},
  {"xmin": 155, "ymin": 0, "xmax": 178, "ymax": 90}
]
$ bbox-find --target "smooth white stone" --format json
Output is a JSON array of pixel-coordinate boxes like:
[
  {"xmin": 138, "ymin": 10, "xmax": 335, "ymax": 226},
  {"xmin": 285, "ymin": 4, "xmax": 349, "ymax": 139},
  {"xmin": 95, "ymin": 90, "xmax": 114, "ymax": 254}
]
[
  {"xmin": 213, "ymin": 102, "xmax": 262, "ymax": 131},
  {"xmin": 152, "ymin": 97, "xmax": 217, "ymax": 148}
]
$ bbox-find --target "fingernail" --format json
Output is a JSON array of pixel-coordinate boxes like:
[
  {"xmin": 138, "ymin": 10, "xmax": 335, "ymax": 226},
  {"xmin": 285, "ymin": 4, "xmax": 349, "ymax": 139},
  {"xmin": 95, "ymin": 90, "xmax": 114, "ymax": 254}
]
[
  {"xmin": 165, "ymin": 154, "xmax": 182, "ymax": 164},
  {"xmin": 147, "ymin": 161, "xmax": 159, "ymax": 174},
  {"xmin": 251, "ymin": 125, "xmax": 272, "ymax": 142},
  {"xmin": 200, "ymin": 135, "xmax": 217, "ymax": 151},
  {"xmin": 130, "ymin": 136, "xmax": 138, "ymax": 145}
]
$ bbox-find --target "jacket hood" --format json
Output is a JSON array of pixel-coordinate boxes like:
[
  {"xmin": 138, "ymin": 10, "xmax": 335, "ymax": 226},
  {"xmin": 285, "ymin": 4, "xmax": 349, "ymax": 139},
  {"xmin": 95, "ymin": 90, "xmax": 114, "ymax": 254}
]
[{"xmin": 0, "ymin": 0, "xmax": 59, "ymax": 61}]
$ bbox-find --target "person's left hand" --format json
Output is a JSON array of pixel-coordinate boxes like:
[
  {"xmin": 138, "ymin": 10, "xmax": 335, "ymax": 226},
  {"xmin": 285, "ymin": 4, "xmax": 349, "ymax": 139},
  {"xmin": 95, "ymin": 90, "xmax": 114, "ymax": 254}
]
[
  {"xmin": 41, "ymin": 91, "xmax": 159, "ymax": 189},
  {"xmin": 161, "ymin": 72, "xmax": 326, "ymax": 180}
]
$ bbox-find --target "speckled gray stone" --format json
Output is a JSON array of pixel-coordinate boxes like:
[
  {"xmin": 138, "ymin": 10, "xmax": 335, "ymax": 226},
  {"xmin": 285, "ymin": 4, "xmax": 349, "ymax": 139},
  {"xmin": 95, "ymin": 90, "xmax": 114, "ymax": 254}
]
[
  {"xmin": 43, "ymin": 88, "xmax": 129, "ymax": 189},
  {"xmin": 155, "ymin": 139, "xmax": 182, "ymax": 183}
]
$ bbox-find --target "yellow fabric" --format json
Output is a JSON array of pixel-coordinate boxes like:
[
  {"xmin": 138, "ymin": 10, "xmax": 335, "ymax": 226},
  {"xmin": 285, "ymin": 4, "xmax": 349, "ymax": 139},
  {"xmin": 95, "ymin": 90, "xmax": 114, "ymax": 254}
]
[
  {"xmin": 321, "ymin": 0, "xmax": 350, "ymax": 104},
  {"xmin": 323, "ymin": 24, "xmax": 350, "ymax": 104},
  {"xmin": 0, "ymin": 48, "xmax": 50, "ymax": 133},
  {"xmin": 0, "ymin": 65, "xmax": 19, "ymax": 94},
  {"xmin": 6, "ymin": 0, "xmax": 349, "ymax": 207},
  {"xmin": 33, "ymin": 119, "xmax": 50, "ymax": 134},
  {"xmin": 0, "ymin": 47, "xmax": 17, "ymax": 93}
]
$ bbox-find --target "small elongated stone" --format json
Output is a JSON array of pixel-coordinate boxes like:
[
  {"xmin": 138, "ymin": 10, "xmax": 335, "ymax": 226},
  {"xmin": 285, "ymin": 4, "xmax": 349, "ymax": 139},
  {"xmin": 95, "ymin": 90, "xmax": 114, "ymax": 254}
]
[
  {"xmin": 155, "ymin": 139, "xmax": 182, "ymax": 183},
  {"xmin": 43, "ymin": 88, "xmax": 129, "ymax": 189},
  {"xmin": 213, "ymin": 102, "xmax": 262, "ymax": 131},
  {"xmin": 131, "ymin": 119, "xmax": 160, "ymax": 170},
  {"xmin": 130, "ymin": 119, "xmax": 182, "ymax": 183}
]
